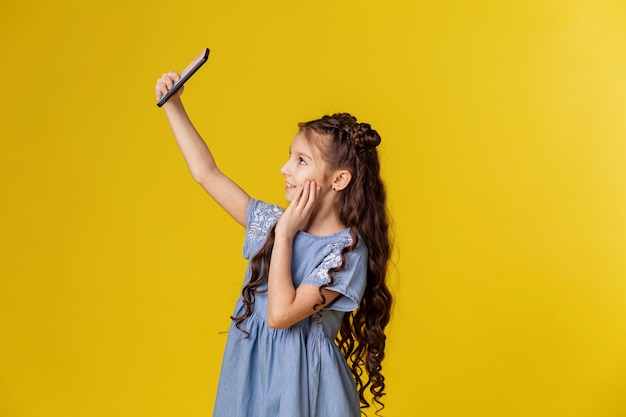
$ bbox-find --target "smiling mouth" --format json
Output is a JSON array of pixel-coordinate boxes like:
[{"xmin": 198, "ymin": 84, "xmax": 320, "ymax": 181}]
[{"xmin": 285, "ymin": 182, "xmax": 296, "ymax": 189}]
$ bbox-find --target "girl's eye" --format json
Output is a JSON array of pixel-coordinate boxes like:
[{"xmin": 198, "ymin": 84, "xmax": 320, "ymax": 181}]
[{"xmin": 298, "ymin": 157, "xmax": 306, "ymax": 165}]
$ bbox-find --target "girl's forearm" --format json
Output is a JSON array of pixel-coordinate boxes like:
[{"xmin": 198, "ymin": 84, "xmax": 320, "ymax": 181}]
[
  {"xmin": 267, "ymin": 235, "xmax": 297, "ymax": 327},
  {"xmin": 162, "ymin": 99, "xmax": 219, "ymax": 182}
]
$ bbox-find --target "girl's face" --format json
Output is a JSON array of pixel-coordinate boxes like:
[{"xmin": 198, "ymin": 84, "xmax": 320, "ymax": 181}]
[{"xmin": 280, "ymin": 131, "xmax": 331, "ymax": 203}]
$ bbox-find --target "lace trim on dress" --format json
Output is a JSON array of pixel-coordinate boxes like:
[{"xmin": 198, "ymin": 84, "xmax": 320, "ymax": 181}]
[
  {"xmin": 247, "ymin": 201, "xmax": 283, "ymax": 244},
  {"xmin": 309, "ymin": 237, "xmax": 353, "ymax": 283}
]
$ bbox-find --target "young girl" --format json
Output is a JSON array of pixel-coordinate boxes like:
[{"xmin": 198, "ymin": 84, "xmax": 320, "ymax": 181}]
[{"xmin": 155, "ymin": 70, "xmax": 393, "ymax": 417}]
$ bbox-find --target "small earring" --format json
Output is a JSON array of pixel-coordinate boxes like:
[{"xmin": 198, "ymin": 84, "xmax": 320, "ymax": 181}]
[{"xmin": 332, "ymin": 187, "xmax": 336, "ymax": 191}]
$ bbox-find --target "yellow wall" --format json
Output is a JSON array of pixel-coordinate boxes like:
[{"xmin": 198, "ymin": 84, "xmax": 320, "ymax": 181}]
[{"xmin": 2, "ymin": 1, "xmax": 626, "ymax": 416}]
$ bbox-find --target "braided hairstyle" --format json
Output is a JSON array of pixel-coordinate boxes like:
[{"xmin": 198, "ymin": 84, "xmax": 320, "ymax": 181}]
[{"xmin": 232, "ymin": 113, "xmax": 393, "ymax": 413}]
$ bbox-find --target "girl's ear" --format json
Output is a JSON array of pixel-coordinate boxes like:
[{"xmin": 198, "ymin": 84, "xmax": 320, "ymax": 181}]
[{"xmin": 331, "ymin": 170, "xmax": 352, "ymax": 191}]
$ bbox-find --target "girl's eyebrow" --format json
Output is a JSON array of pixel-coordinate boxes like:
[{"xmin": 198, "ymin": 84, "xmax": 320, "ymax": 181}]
[
  {"xmin": 289, "ymin": 146, "xmax": 312, "ymax": 160},
  {"xmin": 296, "ymin": 151, "xmax": 313, "ymax": 160}
]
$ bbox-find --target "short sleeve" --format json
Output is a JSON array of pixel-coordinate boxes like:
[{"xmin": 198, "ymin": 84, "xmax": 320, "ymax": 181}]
[
  {"xmin": 243, "ymin": 199, "xmax": 283, "ymax": 259},
  {"xmin": 301, "ymin": 238, "xmax": 368, "ymax": 312}
]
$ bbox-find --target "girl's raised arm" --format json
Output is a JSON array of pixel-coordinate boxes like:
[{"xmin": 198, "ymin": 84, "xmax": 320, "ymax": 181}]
[{"xmin": 155, "ymin": 71, "xmax": 250, "ymax": 227}]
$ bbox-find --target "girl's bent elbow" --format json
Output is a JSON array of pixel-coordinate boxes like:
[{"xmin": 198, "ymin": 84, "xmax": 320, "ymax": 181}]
[
  {"xmin": 192, "ymin": 167, "xmax": 219, "ymax": 188},
  {"xmin": 191, "ymin": 169, "xmax": 211, "ymax": 185},
  {"xmin": 267, "ymin": 321, "xmax": 285, "ymax": 330},
  {"xmin": 267, "ymin": 312, "xmax": 289, "ymax": 329}
]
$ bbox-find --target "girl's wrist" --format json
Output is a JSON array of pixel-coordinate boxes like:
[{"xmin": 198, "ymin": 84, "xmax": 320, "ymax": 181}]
[
  {"xmin": 273, "ymin": 230, "xmax": 294, "ymax": 245},
  {"xmin": 162, "ymin": 97, "xmax": 184, "ymax": 113}
]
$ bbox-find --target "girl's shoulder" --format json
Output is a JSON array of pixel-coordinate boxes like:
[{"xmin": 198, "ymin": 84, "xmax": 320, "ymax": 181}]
[
  {"xmin": 295, "ymin": 228, "xmax": 368, "ymax": 266},
  {"xmin": 243, "ymin": 199, "xmax": 283, "ymax": 257},
  {"xmin": 246, "ymin": 198, "xmax": 283, "ymax": 234}
]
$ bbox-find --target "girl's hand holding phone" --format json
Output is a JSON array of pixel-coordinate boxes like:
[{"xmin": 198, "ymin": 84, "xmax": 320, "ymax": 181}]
[
  {"xmin": 155, "ymin": 72, "xmax": 183, "ymax": 106},
  {"xmin": 154, "ymin": 48, "xmax": 210, "ymax": 107}
]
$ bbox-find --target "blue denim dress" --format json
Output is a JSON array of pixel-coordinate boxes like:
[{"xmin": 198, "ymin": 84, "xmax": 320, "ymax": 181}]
[{"xmin": 212, "ymin": 199, "xmax": 368, "ymax": 417}]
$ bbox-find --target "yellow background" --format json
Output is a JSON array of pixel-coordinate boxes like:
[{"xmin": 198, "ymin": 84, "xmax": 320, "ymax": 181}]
[{"xmin": 1, "ymin": 1, "xmax": 626, "ymax": 416}]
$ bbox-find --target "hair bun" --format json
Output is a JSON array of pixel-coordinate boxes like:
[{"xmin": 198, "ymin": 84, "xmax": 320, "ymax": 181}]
[
  {"xmin": 301, "ymin": 113, "xmax": 382, "ymax": 152},
  {"xmin": 349, "ymin": 122, "xmax": 381, "ymax": 151}
]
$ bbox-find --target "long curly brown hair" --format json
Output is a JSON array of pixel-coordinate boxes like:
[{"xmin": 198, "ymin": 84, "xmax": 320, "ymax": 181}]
[{"xmin": 232, "ymin": 113, "xmax": 393, "ymax": 413}]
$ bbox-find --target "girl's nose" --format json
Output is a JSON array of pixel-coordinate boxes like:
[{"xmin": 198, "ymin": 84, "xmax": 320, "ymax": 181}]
[{"xmin": 280, "ymin": 161, "xmax": 289, "ymax": 176}]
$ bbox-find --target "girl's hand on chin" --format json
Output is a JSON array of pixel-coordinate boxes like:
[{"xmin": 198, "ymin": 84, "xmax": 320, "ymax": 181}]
[{"xmin": 276, "ymin": 181, "xmax": 320, "ymax": 238}]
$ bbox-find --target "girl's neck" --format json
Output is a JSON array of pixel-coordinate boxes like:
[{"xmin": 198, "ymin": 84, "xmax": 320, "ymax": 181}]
[{"xmin": 304, "ymin": 206, "xmax": 346, "ymax": 237}]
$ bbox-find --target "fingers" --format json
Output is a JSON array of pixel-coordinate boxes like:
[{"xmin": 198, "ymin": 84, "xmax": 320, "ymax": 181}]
[
  {"xmin": 278, "ymin": 181, "xmax": 321, "ymax": 237},
  {"xmin": 291, "ymin": 184, "xmax": 304, "ymax": 206},
  {"xmin": 154, "ymin": 71, "xmax": 181, "ymax": 101},
  {"xmin": 293, "ymin": 181, "xmax": 319, "ymax": 211},
  {"xmin": 304, "ymin": 181, "xmax": 320, "ymax": 209}
]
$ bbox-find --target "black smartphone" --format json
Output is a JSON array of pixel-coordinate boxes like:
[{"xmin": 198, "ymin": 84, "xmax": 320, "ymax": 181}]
[{"xmin": 157, "ymin": 47, "xmax": 210, "ymax": 107}]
